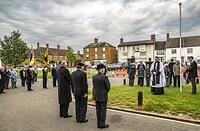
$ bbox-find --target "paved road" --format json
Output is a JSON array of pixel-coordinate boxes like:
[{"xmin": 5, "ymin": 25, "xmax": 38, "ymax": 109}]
[{"xmin": 0, "ymin": 81, "xmax": 200, "ymax": 131}]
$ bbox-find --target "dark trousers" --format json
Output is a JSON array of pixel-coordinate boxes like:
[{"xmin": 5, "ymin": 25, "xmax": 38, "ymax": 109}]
[
  {"xmin": 129, "ymin": 78, "xmax": 134, "ymax": 86},
  {"xmin": 146, "ymin": 76, "xmax": 151, "ymax": 87},
  {"xmin": 75, "ymin": 96, "xmax": 87, "ymax": 121},
  {"xmin": 0, "ymin": 83, "xmax": 5, "ymax": 93},
  {"xmin": 174, "ymin": 75, "xmax": 180, "ymax": 87},
  {"xmin": 53, "ymin": 77, "xmax": 57, "ymax": 87},
  {"xmin": 169, "ymin": 72, "xmax": 174, "ymax": 86},
  {"xmin": 27, "ymin": 80, "xmax": 32, "ymax": 91},
  {"xmin": 4, "ymin": 79, "xmax": 9, "ymax": 89},
  {"xmin": 191, "ymin": 77, "xmax": 197, "ymax": 94},
  {"xmin": 60, "ymin": 103, "xmax": 69, "ymax": 117},
  {"xmin": 43, "ymin": 78, "xmax": 47, "ymax": 88},
  {"xmin": 138, "ymin": 77, "xmax": 144, "ymax": 87},
  {"xmin": 21, "ymin": 78, "xmax": 25, "ymax": 87},
  {"xmin": 96, "ymin": 102, "xmax": 107, "ymax": 127},
  {"xmin": 34, "ymin": 75, "xmax": 37, "ymax": 82}
]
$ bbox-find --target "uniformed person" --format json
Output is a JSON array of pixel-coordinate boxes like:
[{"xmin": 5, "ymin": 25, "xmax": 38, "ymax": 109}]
[
  {"xmin": 51, "ymin": 65, "xmax": 57, "ymax": 87},
  {"xmin": 25, "ymin": 66, "xmax": 33, "ymax": 91},
  {"xmin": 92, "ymin": 64, "xmax": 110, "ymax": 129},
  {"xmin": 71, "ymin": 63, "xmax": 88, "ymax": 123},
  {"xmin": 57, "ymin": 61, "xmax": 73, "ymax": 118},
  {"xmin": 20, "ymin": 67, "xmax": 26, "ymax": 87},
  {"xmin": 0, "ymin": 67, "xmax": 6, "ymax": 94},
  {"xmin": 42, "ymin": 66, "xmax": 48, "ymax": 89}
]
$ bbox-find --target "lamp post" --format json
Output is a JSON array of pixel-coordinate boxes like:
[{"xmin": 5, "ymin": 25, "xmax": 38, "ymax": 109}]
[{"xmin": 179, "ymin": 2, "xmax": 183, "ymax": 92}]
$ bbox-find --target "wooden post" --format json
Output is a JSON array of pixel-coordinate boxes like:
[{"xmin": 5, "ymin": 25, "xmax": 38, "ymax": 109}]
[{"xmin": 138, "ymin": 91, "xmax": 143, "ymax": 107}]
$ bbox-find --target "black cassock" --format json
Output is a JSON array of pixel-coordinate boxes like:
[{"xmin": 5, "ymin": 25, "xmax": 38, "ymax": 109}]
[
  {"xmin": 42, "ymin": 68, "xmax": 48, "ymax": 89},
  {"xmin": 25, "ymin": 69, "xmax": 32, "ymax": 91},
  {"xmin": 71, "ymin": 70, "xmax": 88, "ymax": 122},
  {"xmin": 20, "ymin": 69, "xmax": 26, "ymax": 87},
  {"xmin": 92, "ymin": 73, "xmax": 110, "ymax": 128},
  {"xmin": 57, "ymin": 66, "xmax": 73, "ymax": 117}
]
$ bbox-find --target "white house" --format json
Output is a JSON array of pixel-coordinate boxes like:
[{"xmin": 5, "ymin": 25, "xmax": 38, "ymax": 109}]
[
  {"xmin": 166, "ymin": 35, "xmax": 200, "ymax": 64},
  {"xmin": 117, "ymin": 34, "xmax": 156, "ymax": 63}
]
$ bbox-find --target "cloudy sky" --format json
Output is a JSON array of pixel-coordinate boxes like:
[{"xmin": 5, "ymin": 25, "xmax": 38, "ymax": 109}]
[{"xmin": 0, "ymin": 0, "xmax": 200, "ymax": 51}]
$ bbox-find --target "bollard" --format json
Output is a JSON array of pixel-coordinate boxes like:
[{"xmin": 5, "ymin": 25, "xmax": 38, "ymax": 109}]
[
  {"xmin": 123, "ymin": 79, "xmax": 126, "ymax": 85},
  {"xmin": 196, "ymin": 78, "xmax": 199, "ymax": 84},
  {"xmin": 138, "ymin": 91, "xmax": 143, "ymax": 107}
]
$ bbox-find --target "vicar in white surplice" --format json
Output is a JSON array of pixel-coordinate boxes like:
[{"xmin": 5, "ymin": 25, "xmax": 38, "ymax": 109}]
[{"xmin": 150, "ymin": 56, "xmax": 165, "ymax": 95}]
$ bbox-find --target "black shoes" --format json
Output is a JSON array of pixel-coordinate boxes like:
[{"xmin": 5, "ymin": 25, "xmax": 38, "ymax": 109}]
[
  {"xmin": 63, "ymin": 115, "xmax": 73, "ymax": 118},
  {"xmin": 77, "ymin": 119, "xmax": 88, "ymax": 123},
  {"xmin": 98, "ymin": 124, "xmax": 109, "ymax": 129}
]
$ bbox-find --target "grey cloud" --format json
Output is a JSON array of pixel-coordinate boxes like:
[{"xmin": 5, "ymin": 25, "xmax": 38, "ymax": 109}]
[{"xmin": 0, "ymin": 0, "xmax": 200, "ymax": 51}]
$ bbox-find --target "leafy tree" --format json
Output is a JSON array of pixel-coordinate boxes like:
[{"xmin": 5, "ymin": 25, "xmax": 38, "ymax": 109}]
[
  {"xmin": 0, "ymin": 30, "xmax": 29, "ymax": 66},
  {"xmin": 66, "ymin": 46, "xmax": 76, "ymax": 67}
]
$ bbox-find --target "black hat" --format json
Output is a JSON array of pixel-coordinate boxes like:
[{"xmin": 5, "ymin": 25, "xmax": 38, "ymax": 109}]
[
  {"xmin": 77, "ymin": 63, "xmax": 84, "ymax": 68},
  {"xmin": 96, "ymin": 64, "xmax": 105, "ymax": 70}
]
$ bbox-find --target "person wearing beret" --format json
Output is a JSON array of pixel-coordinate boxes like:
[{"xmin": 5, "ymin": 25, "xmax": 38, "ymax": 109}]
[
  {"xmin": 92, "ymin": 63, "xmax": 110, "ymax": 129},
  {"xmin": 71, "ymin": 63, "xmax": 88, "ymax": 123}
]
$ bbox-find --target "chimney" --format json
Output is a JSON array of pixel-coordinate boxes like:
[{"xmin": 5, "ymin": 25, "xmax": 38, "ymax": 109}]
[
  {"xmin": 151, "ymin": 34, "xmax": 156, "ymax": 41},
  {"xmin": 120, "ymin": 38, "xmax": 124, "ymax": 43},
  {"xmin": 94, "ymin": 38, "xmax": 98, "ymax": 44},
  {"xmin": 37, "ymin": 42, "xmax": 40, "ymax": 48},
  {"xmin": 57, "ymin": 45, "xmax": 60, "ymax": 50},
  {"xmin": 77, "ymin": 50, "xmax": 80, "ymax": 55},
  {"xmin": 166, "ymin": 33, "xmax": 170, "ymax": 41},
  {"xmin": 46, "ymin": 43, "xmax": 49, "ymax": 48}
]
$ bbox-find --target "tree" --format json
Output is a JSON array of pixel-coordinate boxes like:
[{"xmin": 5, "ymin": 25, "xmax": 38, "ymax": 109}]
[
  {"xmin": 66, "ymin": 46, "xmax": 76, "ymax": 67},
  {"xmin": 0, "ymin": 30, "xmax": 29, "ymax": 66}
]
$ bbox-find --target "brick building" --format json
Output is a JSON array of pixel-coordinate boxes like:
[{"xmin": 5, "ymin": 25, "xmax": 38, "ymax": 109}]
[{"xmin": 83, "ymin": 38, "xmax": 117, "ymax": 65}]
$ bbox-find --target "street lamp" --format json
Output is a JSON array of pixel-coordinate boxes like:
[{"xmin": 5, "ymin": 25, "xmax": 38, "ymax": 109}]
[{"xmin": 179, "ymin": 1, "xmax": 183, "ymax": 92}]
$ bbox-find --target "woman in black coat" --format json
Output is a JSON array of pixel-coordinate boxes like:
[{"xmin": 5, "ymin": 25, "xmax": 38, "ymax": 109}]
[{"xmin": 57, "ymin": 61, "xmax": 73, "ymax": 118}]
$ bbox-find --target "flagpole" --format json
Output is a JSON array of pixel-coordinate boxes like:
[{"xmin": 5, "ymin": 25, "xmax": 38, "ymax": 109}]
[{"xmin": 179, "ymin": 2, "xmax": 183, "ymax": 92}]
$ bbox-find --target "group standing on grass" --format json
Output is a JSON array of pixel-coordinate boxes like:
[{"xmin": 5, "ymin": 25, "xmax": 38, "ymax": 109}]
[{"xmin": 127, "ymin": 56, "xmax": 198, "ymax": 95}]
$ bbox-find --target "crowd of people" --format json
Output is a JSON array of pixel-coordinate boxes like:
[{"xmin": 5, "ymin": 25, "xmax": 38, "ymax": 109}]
[
  {"xmin": 127, "ymin": 56, "xmax": 198, "ymax": 95},
  {"xmin": 0, "ymin": 56, "xmax": 198, "ymax": 129}
]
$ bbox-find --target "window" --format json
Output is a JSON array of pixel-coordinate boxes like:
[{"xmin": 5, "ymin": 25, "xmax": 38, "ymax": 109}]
[
  {"xmin": 140, "ymin": 45, "xmax": 145, "ymax": 52},
  {"xmin": 95, "ymin": 54, "xmax": 98, "ymax": 59},
  {"xmin": 132, "ymin": 46, "xmax": 135, "ymax": 51},
  {"xmin": 102, "ymin": 47, "xmax": 105, "ymax": 52},
  {"xmin": 135, "ymin": 46, "xmax": 139, "ymax": 51},
  {"xmin": 86, "ymin": 48, "xmax": 89, "ymax": 52},
  {"xmin": 187, "ymin": 48, "xmax": 193, "ymax": 54},
  {"xmin": 171, "ymin": 49, "xmax": 177, "ymax": 54},
  {"xmin": 123, "ymin": 47, "xmax": 126, "ymax": 51},
  {"xmin": 123, "ymin": 52, "xmax": 128, "ymax": 56},
  {"xmin": 156, "ymin": 50, "xmax": 165, "ymax": 55},
  {"xmin": 95, "ymin": 48, "xmax": 97, "ymax": 52},
  {"xmin": 86, "ymin": 54, "xmax": 89, "ymax": 57},
  {"xmin": 140, "ymin": 52, "xmax": 146, "ymax": 56},
  {"xmin": 102, "ymin": 53, "xmax": 106, "ymax": 59}
]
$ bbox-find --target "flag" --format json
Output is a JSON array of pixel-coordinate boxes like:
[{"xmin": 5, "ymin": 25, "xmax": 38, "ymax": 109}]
[
  {"xmin": 44, "ymin": 47, "xmax": 49, "ymax": 66},
  {"xmin": 30, "ymin": 45, "xmax": 35, "ymax": 66}
]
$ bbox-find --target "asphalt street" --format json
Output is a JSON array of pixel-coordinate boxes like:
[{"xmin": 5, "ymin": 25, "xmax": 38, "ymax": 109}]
[{"xmin": 0, "ymin": 80, "xmax": 200, "ymax": 131}]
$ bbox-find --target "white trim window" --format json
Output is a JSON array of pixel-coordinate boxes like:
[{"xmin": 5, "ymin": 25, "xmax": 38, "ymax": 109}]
[
  {"xmin": 187, "ymin": 48, "xmax": 193, "ymax": 54},
  {"xmin": 95, "ymin": 48, "xmax": 98, "ymax": 52},
  {"xmin": 171, "ymin": 49, "xmax": 177, "ymax": 54},
  {"xmin": 102, "ymin": 53, "xmax": 106, "ymax": 59},
  {"xmin": 102, "ymin": 47, "xmax": 105, "ymax": 52}
]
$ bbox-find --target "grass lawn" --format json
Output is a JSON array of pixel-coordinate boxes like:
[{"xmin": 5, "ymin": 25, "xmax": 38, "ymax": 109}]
[{"xmin": 88, "ymin": 85, "xmax": 200, "ymax": 120}]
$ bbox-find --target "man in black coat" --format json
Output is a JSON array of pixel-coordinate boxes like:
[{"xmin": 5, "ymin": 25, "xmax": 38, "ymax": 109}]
[
  {"xmin": 51, "ymin": 65, "xmax": 57, "ymax": 87},
  {"xmin": 0, "ymin": 67, "xmax": 6, "ymax": 94},
  {"xmin": 188, "ymin": 56, "xmax": 198, "ymax": 94},
  {"xmin": 168, "ymin": 59, "xmax": 175, "ymax": 86},
  {"xmin": 57, "ymin": 61, "xmax": 73, "ymax": 118},
  {"xmin": 25, "ymin": 66, "xmax": 33, "ymax": 91},
  {"xmin": 71, "ymin": 63, "xmax": 88, "ymax": 123},
  {"xmin": 20, "ymin": 67, "xmax": 26, "ymax": 87},
  {"xmin": 93, "ymin": 64, "xmax": 110, "ymax": 129},
  {"xmin": 42, "ymin": 66, "xmax": 48, "ymax": 89}
]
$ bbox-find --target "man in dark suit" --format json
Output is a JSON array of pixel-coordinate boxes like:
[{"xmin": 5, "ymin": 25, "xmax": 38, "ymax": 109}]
[
  {"xmin": 93, "ymin": 64, "xmax": 110, "ymax": 129},
  {"xmin": 0, "ymin": 67, "xmax": 6, "ymax": 94},
  {"xmin": 20, "ymin": 67, "xmax": 26, "ymax": 87},
  {"xmin": 188, "ymin": 56, "xmax": 198, "ymax": 94},
  {"xmin": 57, "ymin": 60, "xmax": 73, "ymax": 118},
  {"xmin": 42, "ymin": 66, "xmax": 48, "ymax": 89},
  {"xmin": 71, "ymin": 63, "xmax": 88, "ymax": 123},
  {"xmin": 25, "ymin": 66, "xmax": 33, "ymax": 91},
  {"xmin": 51, "ymin": 65, "xmax": 57, "ymax": 87}
]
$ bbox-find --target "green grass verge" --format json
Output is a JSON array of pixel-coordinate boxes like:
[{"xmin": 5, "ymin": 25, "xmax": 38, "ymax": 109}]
[{"xmin": 88, "ymin": 85, "xmax": 200, "ymax": 120}]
